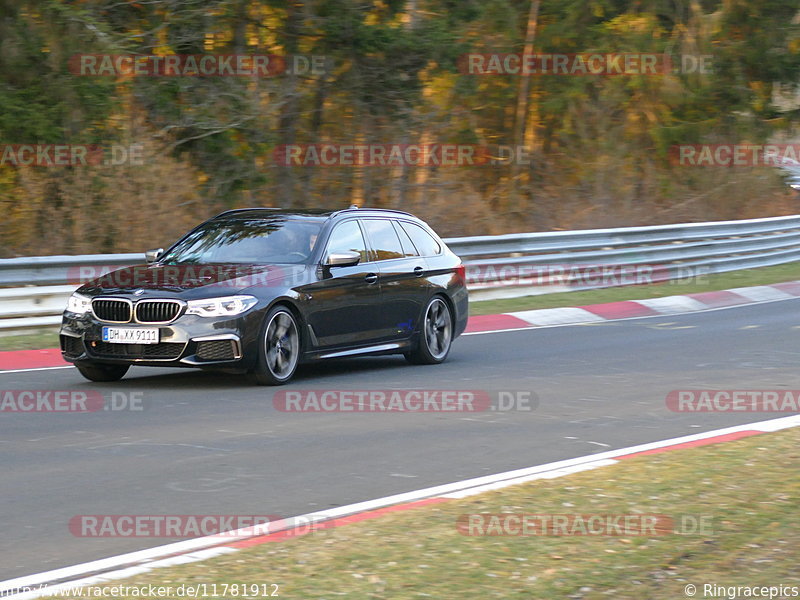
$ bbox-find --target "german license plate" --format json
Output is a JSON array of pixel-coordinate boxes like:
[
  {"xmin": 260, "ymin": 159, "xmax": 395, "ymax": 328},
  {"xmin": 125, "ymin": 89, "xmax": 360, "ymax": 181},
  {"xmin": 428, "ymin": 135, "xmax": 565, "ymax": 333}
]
[{"xmin": 102, "ymin": 327, "xmax": 159, "ymax": 344}]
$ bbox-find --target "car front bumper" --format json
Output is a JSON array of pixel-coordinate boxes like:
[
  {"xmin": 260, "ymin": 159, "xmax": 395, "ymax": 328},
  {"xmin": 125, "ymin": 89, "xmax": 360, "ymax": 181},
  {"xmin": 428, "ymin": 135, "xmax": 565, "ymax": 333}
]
[{"xmin": 59, "ymin": 310, "xmax": 263, "ymax": 370}]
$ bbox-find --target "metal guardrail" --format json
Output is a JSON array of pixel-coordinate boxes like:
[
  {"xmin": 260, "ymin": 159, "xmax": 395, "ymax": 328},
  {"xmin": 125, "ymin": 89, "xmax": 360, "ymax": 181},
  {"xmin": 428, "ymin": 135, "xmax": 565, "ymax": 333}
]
[
  {"xmin": 1, "ymin": 214, "xmax": 799, "ymax": 333},
  {"xmin": 448, "ymin": 214, "xmax": 800, "ymax": 300},
  {"xmin": 0, "ymin": 254, "xmax": 139, "ymax": 287}
]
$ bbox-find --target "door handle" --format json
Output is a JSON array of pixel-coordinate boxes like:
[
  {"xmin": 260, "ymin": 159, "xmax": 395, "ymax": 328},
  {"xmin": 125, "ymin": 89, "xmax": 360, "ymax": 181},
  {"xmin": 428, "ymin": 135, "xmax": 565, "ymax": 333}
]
[
  {"xmin": 364, "ymin": 273, "xmax": 378, "ymax": 284},
  {"xmin": 413, "ymin": 266, "xmax": 425, "ymax": 277}
]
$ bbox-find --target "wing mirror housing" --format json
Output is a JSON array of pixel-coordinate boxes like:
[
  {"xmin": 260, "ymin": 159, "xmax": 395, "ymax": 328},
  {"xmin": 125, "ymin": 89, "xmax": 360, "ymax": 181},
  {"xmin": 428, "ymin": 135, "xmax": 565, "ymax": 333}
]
[
  {"xmin": 324, "ymin": 251, "xmax": 360, "ymax": 267},
  {"xmin": 145, "ymin": 248, "xmax": 164, "ymax": 264}
]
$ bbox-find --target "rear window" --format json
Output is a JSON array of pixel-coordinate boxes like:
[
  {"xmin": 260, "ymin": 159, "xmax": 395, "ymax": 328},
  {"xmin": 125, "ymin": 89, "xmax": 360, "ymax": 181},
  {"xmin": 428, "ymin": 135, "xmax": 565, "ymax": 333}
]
[
  {"xmin": 362, "ymin": 219, "xmax": 405, "ymax": 261},
  {"xmin": 399, "ymin": 221, "xmax": 441, "ymax": 256}
]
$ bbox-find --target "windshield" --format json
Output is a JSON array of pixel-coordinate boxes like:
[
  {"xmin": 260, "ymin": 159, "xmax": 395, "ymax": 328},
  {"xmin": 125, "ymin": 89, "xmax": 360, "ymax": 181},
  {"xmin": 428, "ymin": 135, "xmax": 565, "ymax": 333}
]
[{"xmin": 160, "ymin": 217, "xmax": 323, "ymax": 265}]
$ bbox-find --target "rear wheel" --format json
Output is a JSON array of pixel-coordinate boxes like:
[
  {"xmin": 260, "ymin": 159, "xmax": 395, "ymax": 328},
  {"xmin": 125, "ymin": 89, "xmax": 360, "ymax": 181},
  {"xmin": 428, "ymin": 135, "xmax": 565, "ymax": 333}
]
[
  {"xmin": 75, "ymin": 362, "xmax": 129, "ymax": 382},
  {"xmin": 404, "ymin": 296, "xmax": 453, "ymax": 365},
  {"xmin": 249, "ymin": 306, "xmax": 301, "ymax": 385}
]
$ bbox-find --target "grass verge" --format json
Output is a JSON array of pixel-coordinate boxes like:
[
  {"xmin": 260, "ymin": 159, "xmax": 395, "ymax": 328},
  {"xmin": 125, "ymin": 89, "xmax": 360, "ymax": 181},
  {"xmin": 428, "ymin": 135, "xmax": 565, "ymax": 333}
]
[
  {"xmin": 46, "ymin": 426, "xmax": 800, "ymax": 599},
  {"xmin": 0, "ymin": 329, "xmax": 59, "ymax": 352},
  {"xmin": 469, "ymin": 262, "xmax": 800, "ymax": 315}
]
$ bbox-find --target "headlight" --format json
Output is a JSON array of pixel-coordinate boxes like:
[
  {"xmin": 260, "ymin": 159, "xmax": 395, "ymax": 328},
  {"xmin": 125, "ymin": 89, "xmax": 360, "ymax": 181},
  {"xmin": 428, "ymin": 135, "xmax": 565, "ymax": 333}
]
[
  {"xmin": 66, "ymin": 292, "xmax": 92, "ymax": 315},
  {"xmin": 186, "ymin": 295, "xmax": 257, "ymax": 317}
]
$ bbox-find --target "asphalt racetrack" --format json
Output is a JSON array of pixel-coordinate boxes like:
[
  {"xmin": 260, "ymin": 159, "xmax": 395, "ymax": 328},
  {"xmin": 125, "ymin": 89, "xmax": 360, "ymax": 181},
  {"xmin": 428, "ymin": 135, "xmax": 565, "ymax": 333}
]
[{"xmin": 2, "ymin": 300, "xmax": 798, "ymax": 580}]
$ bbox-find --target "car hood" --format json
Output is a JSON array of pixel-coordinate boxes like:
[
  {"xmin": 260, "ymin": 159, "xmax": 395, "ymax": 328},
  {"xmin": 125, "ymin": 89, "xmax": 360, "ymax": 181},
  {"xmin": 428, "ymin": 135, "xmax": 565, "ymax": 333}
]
[{"xmin": 78, "ymin": 263, "xmax": 311, "ymax": 298}]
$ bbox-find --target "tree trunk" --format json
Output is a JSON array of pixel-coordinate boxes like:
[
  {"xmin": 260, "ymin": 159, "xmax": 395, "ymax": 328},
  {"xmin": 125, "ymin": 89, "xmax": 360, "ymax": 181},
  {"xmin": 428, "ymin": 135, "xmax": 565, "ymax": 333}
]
[
  {"xmin": 509, "ymin": 0, "xmax": 541, "ymax": 213},
  {"xmin": 276, "ymin": 1, "xmax": 304, "ymax": 207}
]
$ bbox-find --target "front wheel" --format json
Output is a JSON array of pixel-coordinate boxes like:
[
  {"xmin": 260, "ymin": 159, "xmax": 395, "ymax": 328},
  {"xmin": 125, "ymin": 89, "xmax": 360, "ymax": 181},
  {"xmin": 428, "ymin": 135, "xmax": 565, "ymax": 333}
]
[
  {"xmin": 249, "ymin": 306, "xmax": 301, "ymax": 385},
  {"xmin": 404, "ymin": 296, "xmax": 453, "ymax": 365},
  {"xmin": 75, "ymin": 362, "xmax": 130, "ymax": 382}
]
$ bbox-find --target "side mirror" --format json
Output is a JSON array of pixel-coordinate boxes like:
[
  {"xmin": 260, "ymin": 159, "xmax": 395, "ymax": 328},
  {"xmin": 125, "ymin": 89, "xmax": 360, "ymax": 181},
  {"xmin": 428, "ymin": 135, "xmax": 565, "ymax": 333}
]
[
  {"xmin": 325, "ymin": 251, "xmax": 360, "ymax": 267},
  {"xmin": 145, "ymin": 248, "xmax": 164, "ymax": 264}
]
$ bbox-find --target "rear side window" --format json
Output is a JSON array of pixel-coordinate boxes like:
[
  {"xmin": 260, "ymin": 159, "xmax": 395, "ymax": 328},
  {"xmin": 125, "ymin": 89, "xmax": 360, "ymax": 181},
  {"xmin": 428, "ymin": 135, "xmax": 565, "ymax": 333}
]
[
  {"xmin": 325, "ymin": 220, "xmax": 369, "ymax": 263},
  {"xmin": 399, "ymin": 221, "xmax": 441, "ymax": 256},
  {"xmin": 392, "ymin": 221, "xmax": 419, "ymax": 257},
  {"xmin": 361, "ymin": 219, "xmax": 405, "ymax": 261}
]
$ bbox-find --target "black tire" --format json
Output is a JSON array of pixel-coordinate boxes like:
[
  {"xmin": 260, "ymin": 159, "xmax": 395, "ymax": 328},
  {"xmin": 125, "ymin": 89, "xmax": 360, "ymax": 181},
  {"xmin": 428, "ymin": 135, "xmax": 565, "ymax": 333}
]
[
  {"xmin": 249, "ymin": 305, "xmax": 301, "ymax": 385},
  {"xmin": 404, "ymin": 296, "xmax": 453, "ymax": 365},
  {"xmin": 75, "ymin": 362, "xmax": 130, "ymax": 382}
]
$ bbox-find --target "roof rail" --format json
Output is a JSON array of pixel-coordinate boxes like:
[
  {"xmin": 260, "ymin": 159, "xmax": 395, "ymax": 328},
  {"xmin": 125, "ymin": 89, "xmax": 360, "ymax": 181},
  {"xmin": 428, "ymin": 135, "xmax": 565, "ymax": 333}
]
[
  {"xmin": 331, "ymin": 206, "xmax": 415, "ymax": 217},
  {"xmin": 210, "ymin": 207, "xmax": 281, "ymax": 219},
  {"xmin": 211, "ymin": 206, "xmax": 416, "ymax": 219}
]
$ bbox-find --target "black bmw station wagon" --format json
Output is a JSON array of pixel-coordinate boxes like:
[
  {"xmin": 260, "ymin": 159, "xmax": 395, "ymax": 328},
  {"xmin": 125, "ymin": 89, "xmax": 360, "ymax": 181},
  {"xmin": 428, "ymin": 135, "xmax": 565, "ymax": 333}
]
[{"xmin": 60, "ymin": 207, "xmax": 468, "ymax": 385}]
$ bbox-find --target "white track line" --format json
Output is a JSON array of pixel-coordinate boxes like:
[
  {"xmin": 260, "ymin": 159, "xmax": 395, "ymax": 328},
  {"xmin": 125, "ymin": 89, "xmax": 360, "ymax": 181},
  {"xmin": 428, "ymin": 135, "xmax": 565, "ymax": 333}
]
[{"xmin": 0, "ymin": 366, "xmax": 73, "ymax": 374}]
